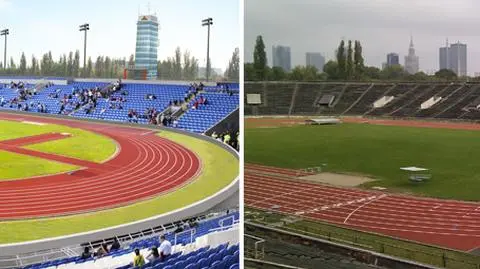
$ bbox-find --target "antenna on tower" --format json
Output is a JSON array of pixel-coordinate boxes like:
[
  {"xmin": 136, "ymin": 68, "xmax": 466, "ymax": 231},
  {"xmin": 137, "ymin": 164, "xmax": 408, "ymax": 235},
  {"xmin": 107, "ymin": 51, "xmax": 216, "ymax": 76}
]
[{"xmin": 147, "ymin": 2, "xmax": 151, "ymax": 15}]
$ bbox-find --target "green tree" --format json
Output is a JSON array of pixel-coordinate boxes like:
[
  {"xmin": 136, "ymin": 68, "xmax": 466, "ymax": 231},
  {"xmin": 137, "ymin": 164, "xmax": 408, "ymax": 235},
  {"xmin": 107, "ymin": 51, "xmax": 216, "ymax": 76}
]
[
  {"xmin": 354, "ymin": 40, "xmax": 364, "ymax": 79},
  {"xmin": 346, "ymin": 40, "xmax": 353, "ymax": 79},
  {"xmin": 435, "ymin": 69, "xmax": 457, "ymax": 80},
  {"xmin": 67, "ymin": 52, "xmax": 73, "ymax": 77},
  {"xmin": 253, "ymin": 35, "xmax": 267, "ymax": 80},
  {"xmin": 363, "ymin": 66, "xmax": 381, "ymax": 80},
  {"xmin": 73, "ymin": 50, "xmax": 80, "ymax": 77},
  {"xmin": 86, "ymin": 57, "xmax": 93, "ymax": 78},
  {"xmin": 381, "ymin": 65, "xmax": 407, "ymax": 80},
  {"xmin": 336, "ymin": 40, "xmax": 346, "ymax": 79},
  {"xmin": 19, "ymin": 52, "xmax": 27, "ymax": 74},
  {"xmin": 30, "ymin": 55, "xmax": 39, "ymax": 75},
  {"xmin": 173, "ymin": 47, "xmax": 182, "ymax": 80},
  {"xmin": 224, "ymin": 47, "xmax": 239, "ymax": 81},
  {"xmin": 323, "ymin": 60, "xmax": 339, "ymax": 80},
  {"xmin": 95, "ymin": 56, "xmax": 104, "ymax": 78},
  {"xmin": 269, "ymin": 66, "xmax": 286, "ymax": 81},
  {"xmin": 244, "ymin": 63, "xmax": 256, "ymax": 81}
]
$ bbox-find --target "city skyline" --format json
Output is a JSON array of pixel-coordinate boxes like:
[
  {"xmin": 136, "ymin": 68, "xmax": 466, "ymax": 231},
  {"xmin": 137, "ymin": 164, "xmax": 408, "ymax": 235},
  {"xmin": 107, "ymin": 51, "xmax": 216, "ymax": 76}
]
[
  {"xmin": 0, "ymin": 0, "xmax": 239, "ymax": 70},
  {"xmin": 245, "ymin": 0, "xmax": 480, "ymax": 76}
]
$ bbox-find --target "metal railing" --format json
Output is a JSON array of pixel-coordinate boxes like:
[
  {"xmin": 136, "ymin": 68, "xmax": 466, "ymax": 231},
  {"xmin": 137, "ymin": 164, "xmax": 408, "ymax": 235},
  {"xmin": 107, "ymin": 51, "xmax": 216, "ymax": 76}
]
[{"xmin": 244, "ymin": 234, "xmax": 265, "ymax": 260}]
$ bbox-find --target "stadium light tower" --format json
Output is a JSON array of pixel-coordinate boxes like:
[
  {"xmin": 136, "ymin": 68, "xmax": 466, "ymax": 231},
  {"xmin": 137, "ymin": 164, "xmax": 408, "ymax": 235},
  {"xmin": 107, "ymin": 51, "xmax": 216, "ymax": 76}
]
[
  {"xmin": 79, "ymin": 23, "xmax": 90, "ymax": 77},
  {"xmin": 0, "ymin": 29, "xmax": 9, "ymax": 69},
  {"xmin": 201, "ymin": 18, "xmax": 213, "ymax": 82}
]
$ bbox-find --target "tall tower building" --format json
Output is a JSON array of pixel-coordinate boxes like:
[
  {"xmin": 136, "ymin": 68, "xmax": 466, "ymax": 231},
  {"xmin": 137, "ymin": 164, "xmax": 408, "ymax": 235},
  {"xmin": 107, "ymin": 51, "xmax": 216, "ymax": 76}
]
[
  {"xmin": 404, "ymin": 36, "xmax": 419, "ymax": 74},
  {"xmin": 272, "ymin": 45, "xmax": 291, "ymax": 72},
  {"xmin": 439, "ymin": 39, "xmax": 449, "ymax": 70},
  {"xmin": 449, "ymin": 42, "xmax": 467, "ymax": 77},
  {"xmin": 438, "ymin": 40, "xmax": 467, "ymax": 76},
  {"xmin": 305, "ymin": 52, "xmax": 325, "ymax": 72},
  {"xmin": 135, "ymin": 14, "xmax": 159, "ymax": 80},
  {"xmin": 386, "ymin": 53, "xmax": 399, "ymax": 67}
]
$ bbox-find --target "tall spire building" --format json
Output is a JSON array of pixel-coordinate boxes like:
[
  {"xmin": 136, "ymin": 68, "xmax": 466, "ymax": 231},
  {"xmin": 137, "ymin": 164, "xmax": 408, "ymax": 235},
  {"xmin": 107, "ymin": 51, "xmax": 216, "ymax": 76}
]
[{"xmin": 404, "ymin": 36, "xmax": 419, "ymax": 74}]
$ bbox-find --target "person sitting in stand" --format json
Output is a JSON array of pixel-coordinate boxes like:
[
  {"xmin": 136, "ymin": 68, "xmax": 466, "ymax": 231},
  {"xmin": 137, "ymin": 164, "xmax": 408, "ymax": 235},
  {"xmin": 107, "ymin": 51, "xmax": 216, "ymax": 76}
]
[{"xmin": 80, "ymin": 247, "xmax": 92, "ymax": 259}]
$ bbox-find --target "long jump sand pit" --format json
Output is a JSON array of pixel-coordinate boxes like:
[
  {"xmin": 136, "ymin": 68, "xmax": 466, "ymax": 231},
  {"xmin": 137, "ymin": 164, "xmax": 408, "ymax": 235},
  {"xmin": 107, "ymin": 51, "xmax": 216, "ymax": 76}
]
[{"xmin": 299, "ymin": 172, "xmax": 375, "ymax": 187}]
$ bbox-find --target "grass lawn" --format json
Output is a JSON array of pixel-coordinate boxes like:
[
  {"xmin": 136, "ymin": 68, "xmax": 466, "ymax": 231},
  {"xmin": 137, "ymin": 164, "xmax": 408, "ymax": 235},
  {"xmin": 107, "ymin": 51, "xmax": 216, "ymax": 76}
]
[
  {"xmin": 0, "ymin": 120, "xmax": 116, "ymax": 163},
  {"xmin": 0, "ymin": 131, "xmax": 238, "ymax": 243},
  {"xmin": 0, "ymin": 150, "xmax": 78, "ymax": 181},
  {"xmin": 245, "ymin": 123, "xmax": 480, "ymax": 201}
]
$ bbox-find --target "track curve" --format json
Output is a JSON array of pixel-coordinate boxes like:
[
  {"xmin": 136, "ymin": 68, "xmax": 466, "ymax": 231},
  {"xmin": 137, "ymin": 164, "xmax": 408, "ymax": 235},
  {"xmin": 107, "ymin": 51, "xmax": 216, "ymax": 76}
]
[{"xmin": 0, "ymin": 113, "xmax": 201, "ymax": 219}]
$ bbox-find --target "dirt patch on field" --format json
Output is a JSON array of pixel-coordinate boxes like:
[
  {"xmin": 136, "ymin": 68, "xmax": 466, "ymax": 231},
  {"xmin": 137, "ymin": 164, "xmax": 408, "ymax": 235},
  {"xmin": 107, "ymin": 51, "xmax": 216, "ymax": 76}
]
[{"xmin": 299, "ymin": 172, "xmax": 375, "ymax": 187}]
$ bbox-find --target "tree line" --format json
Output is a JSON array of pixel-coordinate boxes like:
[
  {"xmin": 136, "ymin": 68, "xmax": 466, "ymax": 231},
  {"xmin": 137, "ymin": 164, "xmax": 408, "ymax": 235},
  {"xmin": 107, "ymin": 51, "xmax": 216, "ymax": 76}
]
[
  {"xmin": 246, "ymin": 35, "xmax": 465, "ymax": 82},
  {"xmin": 0, "ymin": 47, "xmax": 239, "ymax": 81}
]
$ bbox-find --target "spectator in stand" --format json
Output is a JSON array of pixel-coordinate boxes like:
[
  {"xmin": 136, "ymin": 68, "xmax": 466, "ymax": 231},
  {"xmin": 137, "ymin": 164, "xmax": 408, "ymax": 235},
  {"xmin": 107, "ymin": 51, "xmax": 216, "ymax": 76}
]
[
  {"xmin": 223, "ymin": 133, "xmax": 231, "ymax": 145},
  {"xmin": 158, "ymin": 235, "xmax": 172, "ymax": 261},
  {"xmin": 110, "ymin": 238, "xmax": 121, "ymax": 251},
  {"xmin": 133, "ymin": 248, "xmax": 145, "ymax": 267},
  {"xmin": 146, "ymin": 246, "xmax": 160, "ymax": 263},
  {"xmin": 94, "ymin": 243, "xmax": 109, "ymax": 257},
  {"xmin": 81, "ymin": 247, "xmax": 92, "ymax": 259}
]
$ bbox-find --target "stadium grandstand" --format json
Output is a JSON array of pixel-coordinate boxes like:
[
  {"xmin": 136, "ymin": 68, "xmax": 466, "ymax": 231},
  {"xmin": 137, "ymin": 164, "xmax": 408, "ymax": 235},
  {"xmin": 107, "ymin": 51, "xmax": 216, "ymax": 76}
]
[
  {"xmin": 0, "ymin": 77, "xmax": 239, "ymax": 140},
  {"xmin": 0, "ymin": 211, "xmax": 239, "ymax": 268},
  {"xmin": 244, "ymin": 81, "xmax": 480, "ymax": 120}
]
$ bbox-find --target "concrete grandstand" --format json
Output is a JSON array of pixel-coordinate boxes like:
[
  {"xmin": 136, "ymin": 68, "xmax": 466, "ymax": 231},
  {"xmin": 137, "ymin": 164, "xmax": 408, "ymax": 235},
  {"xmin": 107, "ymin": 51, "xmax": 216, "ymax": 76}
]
[{"xmin": 244, "ymin": 81, "xmax": 480, "ymax": 120}]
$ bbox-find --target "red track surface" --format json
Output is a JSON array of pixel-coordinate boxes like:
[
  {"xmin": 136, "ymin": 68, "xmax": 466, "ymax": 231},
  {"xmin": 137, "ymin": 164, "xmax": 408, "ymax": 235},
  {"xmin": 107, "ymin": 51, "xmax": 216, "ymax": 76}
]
[
  {"xmin": 245, "ymin": 117, "xmax": 480, "ymax": 252},
  {"xmin": 0, "ymin": 113, "xmax": 201, "ymax": 220},
  {"xmin": 245, "ymin": 164, "xmax": 480, "ymax": 251}
]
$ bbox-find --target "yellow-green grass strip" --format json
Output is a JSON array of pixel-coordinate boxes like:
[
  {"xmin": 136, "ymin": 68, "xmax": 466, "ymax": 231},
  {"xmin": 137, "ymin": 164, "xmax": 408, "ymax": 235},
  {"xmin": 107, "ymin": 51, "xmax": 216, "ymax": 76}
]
[
  {"xmin": 0, "ymin": 150, "xmax": 79, "ymax": 181},
  {"xmin": 0, "ymin": 131, "xmax": 238, "ymax": 243},
  {"xmin": 0, "ymin": 120, "xmax": 116, "ymax": 163}
]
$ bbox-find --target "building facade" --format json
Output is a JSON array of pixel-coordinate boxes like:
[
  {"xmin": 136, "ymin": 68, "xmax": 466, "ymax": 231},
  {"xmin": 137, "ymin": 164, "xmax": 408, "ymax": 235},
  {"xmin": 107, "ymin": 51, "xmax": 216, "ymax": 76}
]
[
  {"xmin": 305, "ymin": 52, "xmax": 325, "ymax": 72},
  {"xmin": 272, "ymin": 45, "xmax": 291, "ymax": 72},
  {"xmin": 404, "ymin": 37, "xmax": 419, "ymax": 74},
  {"xmin": 135, "ymin": 14, "xmax": 159, "ymax": 80},
  {"xmin": 438, "ymin": 40, "xmax": 467, "ymax": 76},
  {"xmin": 449, "ymin": 42, "xmax": 467, "ymax": 77},
  {"xmin": 386, "ymin": 53, "xmax": 400, "ymax": 67}
]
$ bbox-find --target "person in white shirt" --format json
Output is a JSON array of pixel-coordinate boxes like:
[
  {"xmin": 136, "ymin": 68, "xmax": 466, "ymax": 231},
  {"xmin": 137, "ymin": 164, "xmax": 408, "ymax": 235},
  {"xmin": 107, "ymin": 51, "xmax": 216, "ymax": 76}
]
[{"xmin": 158, "ymin": 235, "xmax": 172, "ymax": 260}]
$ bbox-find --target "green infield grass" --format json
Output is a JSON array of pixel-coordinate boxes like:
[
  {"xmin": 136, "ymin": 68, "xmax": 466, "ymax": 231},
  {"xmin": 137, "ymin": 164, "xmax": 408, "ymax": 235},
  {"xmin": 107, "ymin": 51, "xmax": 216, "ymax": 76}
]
[
  {"xmin": 0, "ymin": 150, "xmax": 78, "ymax": 181},
  {"xmin": 0, "ymin": 130, "xmax": 238, "ymax": 243},
  {"xmin": 246, "ymin": 123, "xmax": 480, "ymax": 201},
  {"xmin": 0, "ymin": 119, "xmax": 116, "ymax": 163}
]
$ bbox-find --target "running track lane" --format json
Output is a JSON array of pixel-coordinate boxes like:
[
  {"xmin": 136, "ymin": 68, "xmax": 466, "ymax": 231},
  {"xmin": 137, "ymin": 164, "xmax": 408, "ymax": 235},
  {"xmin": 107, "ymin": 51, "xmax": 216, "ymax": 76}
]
[
  {"xmin": 0, "ymin": 113, "xmax": 202, "ymax": 219},
  {"xmin": 245, "ymin": 164, "xmax": 480, "ymax": 251}
]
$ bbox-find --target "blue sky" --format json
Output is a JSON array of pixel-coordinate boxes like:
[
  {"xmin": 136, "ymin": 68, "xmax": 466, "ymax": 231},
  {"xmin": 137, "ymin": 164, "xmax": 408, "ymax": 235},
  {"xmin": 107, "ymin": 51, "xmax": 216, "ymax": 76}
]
[{"xmin": 0, "ymin": 0, "xmax": 239, "ymax": 71}]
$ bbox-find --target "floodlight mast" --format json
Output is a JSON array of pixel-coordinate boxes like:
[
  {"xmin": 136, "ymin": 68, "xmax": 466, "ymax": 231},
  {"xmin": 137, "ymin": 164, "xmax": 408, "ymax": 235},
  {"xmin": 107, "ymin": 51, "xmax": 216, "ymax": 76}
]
[{"xmin": 202, "ymin": 18, "xmax": 213, "ymax": 82}]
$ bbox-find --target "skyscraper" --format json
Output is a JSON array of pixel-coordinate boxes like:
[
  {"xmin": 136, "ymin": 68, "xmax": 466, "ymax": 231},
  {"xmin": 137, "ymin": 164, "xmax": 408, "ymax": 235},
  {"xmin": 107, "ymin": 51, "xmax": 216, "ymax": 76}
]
[
  {"xmin": 305, "ymin": 52, "xmax": 325, "ymax": 72},
  {"xmin": 449, "ymin": 42, "xmax": 467, "ymax": 76},
  {"xmin": 272, "ymin": 45, "xmax": 291, "ymax": 72},
  {"xmin": 404, "ymin": 36, "xmax": 419, "ymax": 74},
  {"xmin": 438, "ymin": 40, "xmax": 467, "ymax": 76},
  {"xmin": 439, "ymin": 39, "xmax": 449, "ymax": 70},
  {"xmin": 135, "ymin": 14, "xmax": 159, "ymax": 80},
  {"xmin": 386, "ymin": 53, "xmax": 399, "ymax": 67}
]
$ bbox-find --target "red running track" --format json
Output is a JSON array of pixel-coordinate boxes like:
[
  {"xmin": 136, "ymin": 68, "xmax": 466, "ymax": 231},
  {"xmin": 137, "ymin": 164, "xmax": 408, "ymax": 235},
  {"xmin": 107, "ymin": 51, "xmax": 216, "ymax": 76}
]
[
  {"xmin": 0, "ymin": 113, "xmax": 201, "ymax": 220},
  {"xmin": 245, "ymin": 164, "xmax": 480, "ymax": 251}
]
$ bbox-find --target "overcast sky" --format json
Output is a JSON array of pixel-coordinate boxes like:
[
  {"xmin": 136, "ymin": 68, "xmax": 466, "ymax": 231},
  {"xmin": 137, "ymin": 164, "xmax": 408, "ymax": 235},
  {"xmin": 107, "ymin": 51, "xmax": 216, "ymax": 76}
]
[
  {"xmin": 0, "ymin": 0, "xmax": 239, "ymax": 71},
  {"xmin": 245, "ymin": 0, "xmax": 480, "ymax": 75}
]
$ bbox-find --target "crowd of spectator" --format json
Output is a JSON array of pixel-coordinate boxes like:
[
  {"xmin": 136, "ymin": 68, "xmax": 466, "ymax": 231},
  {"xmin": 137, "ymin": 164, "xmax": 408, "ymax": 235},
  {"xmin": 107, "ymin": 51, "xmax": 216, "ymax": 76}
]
[
  {"xmin": 80, "ymin": 235, "xmax": 173, "ymax": 268},
  {"xmin": 211, "ymin": 130, "xmax": 239, "ymax": 150}
]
